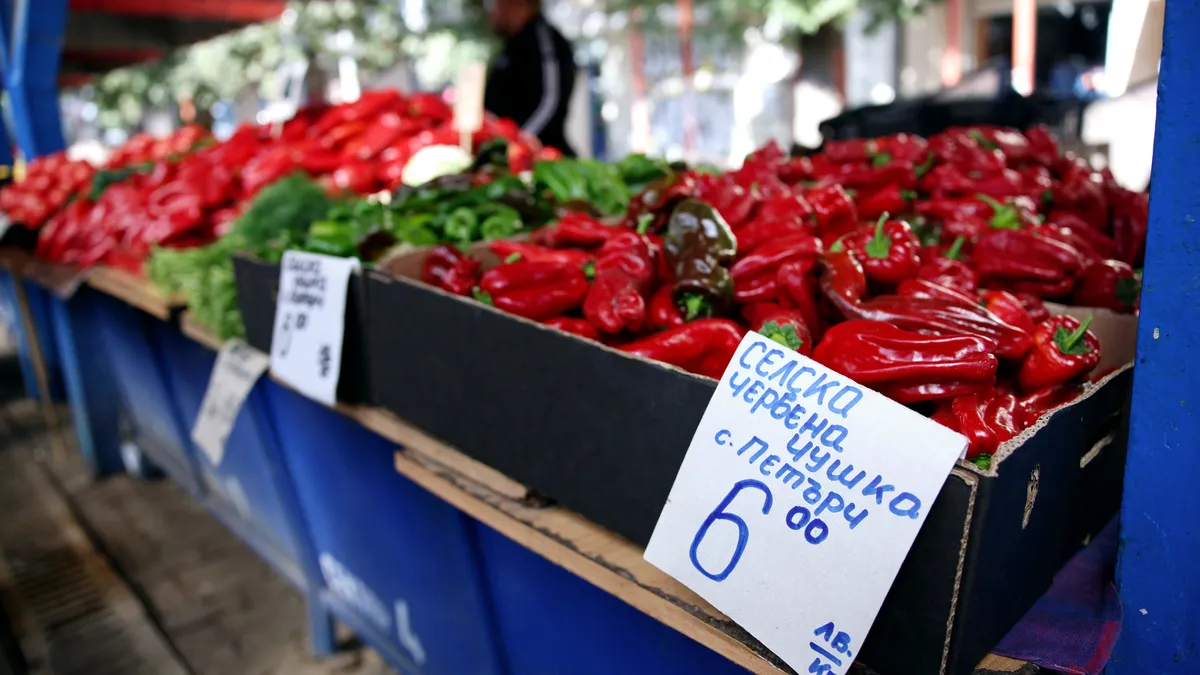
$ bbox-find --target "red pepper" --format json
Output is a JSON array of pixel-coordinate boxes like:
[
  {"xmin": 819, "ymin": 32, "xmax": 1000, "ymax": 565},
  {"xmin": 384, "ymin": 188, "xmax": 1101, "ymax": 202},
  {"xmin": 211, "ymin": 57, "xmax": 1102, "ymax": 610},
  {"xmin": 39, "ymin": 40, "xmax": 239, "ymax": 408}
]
[
  {"xmin": 141, "ymin": 181, "xmax": 205, "ymax": 243},
  {"xmin": 477, "ymin": 259, "xmax": 591, "ymax": 321},
  {"xmin": 1016, "ymin": 293, "xmax": 1051, "ymax": 324},
  {"xmin": 618, "ymin": 319, "xmax": 745, "ymax": 378},
  {"xmin": 745, "ymin": 304, "xmax": 813, "ymax": 355},
  {"xmin": 543, "ymin": 317, "xmax": 601, "ymax": 341},
  {"xmin": 951, "ymin": 393, "xmax": 1001, "ymax": 458},
  {"xmin": 945, "ymin": 390, "xmax": 1023, "ymax": 459},
  {"xmin": 1023, "ymin": 125, "xmax": 1061, "ymax": 167},
  {"xmin": 897, "ymin": 278, "xmax": 979, "ymax": 308},
  {"xmin": 406, "ymin": 92, "xmax": 452, "ymax": 121},
  {"xmin": 330, "ymin": 162, "xmax": 378, "ymax": 195},
  {"xmin": 973, "ymin": 229, "xmax": 1087, "ymax": 298},
  {"xmin": 694, "ymin": 172, "xmax": 757, "ymax": 228},
  {"xmin": 753, "ymin": 190, "xmax": 812, "ymax": 225},
  {"xmin": 842, "ymin": 215, "xmax": 922, "ymax": 285},
  {"xmin": 242, "ymin": 146, "xmax": 297, "ymax": 196},
  {"xmin": 731, "ymin": 232, "xmax": 821, "ymax": 304},
  {"xmin": 818, "ymin": 247, "xmax": 869, "ymax": 304},
  {"xmin": 857, "ymin": 184, "xmax": 916, "ymax": 220},
  {"xmin": 735, "ymin": 216, "xmax": 811, "ymax": 256},
  {"xmin": 583, "ymin": 267, "xmax": 646, "ymax": 334},
  {"xmin": 928, "ymin": 131, "xmax": 1007, "ymax": 174},
  {"xmin": 979, "ymin": 289, "xmax": 1037, "ymax": 336},
  {"xmin": 1109, "ymin": 187, "xmax": 1149, "ymax": 266},
  {"xmin": 805, "ymin": 184, "xmax": 858, "ymax": 239},
  {"xmin": 824, "ymin": 134, "xmax": 929, "ymax": 164},
  {"xmin": 1050, "ymin": 161, "xmax": 1108, "ymax": 228},
  {"xmin": 1017, "ymin": 381, "xmax": 1084, "ymax": 427},
  {"xmin": 775, "ymin": 260, "xmax": 822, "ymax": 341},
  {"xmin": 584, "ymin": 234, "xmax": 658, "ymax": 334},
  {"xmin": 423, "ymin": 245, "xmax": 482, "ymax": 296},
  {"xmin": 1017, "ymin": 315, "xmax": 1102, "ymax": 392},
  {"xmin": 1049, "ymin": 211, "xmax": 1118, "ymax": 258},
  {"xmin": 648, "ymin": 284, "xmax": 685, "ymax": 330},
  {"xmin": 822, "ymin": 277, "xmax": 1033, "ymax": 360},
  {"xmin": 921, "ymin": 164, "xmax": 1025, "ymax": 199},
  {"xmin": 916, "ymin": 238, "xmax": 978, "ymax": 294},
  {"xmin": 534, "ymin": 212, "xmax": 618, "ymax": 249},
  {"xmin": 818, "ymin": 160, "xmax": 919, "ymax": 191},
  {"xmin": 596, "ymin": 232, "xmax": 658, "ymax": 293},
  {"xmin": 813, "ymin": 320, "xmax": 998, "ymax": 404},
  {"xmin": 1072, "ymin": 259, "xmax": 1141, "ymax": 313},
  {"xmin": 1019, "ymin": 164, "xmax": 1054, "ymax": 200},
  {"xmin": 488, "ymin": 241, "xmax": 594, "ymax": 267}
]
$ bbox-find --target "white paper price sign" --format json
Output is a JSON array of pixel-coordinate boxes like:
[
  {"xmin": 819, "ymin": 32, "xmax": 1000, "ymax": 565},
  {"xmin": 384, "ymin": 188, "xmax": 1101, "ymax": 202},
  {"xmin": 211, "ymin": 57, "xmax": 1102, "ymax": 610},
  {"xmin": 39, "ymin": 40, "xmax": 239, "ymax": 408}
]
[
  {"xmin": 269, "ymin": 251, "xmax": 360, "ymax": 406},
  {"xmin": 644, "ymin": 332, "xmax": 965, "ymax": 675},
  {"xmin": 192, "ymin": 340, "xmax": 269, "ymax": 466}
]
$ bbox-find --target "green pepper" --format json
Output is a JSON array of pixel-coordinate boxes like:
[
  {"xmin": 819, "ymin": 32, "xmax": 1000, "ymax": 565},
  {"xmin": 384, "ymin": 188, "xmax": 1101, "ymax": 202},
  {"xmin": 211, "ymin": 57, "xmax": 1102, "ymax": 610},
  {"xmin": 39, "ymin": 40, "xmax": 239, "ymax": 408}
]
[
  {"xmin": 443, "ymin": 207, "xmax": 479, "ymax": 243},
  {"xmin": 664, "ymin": 199, "xmax": 737, "ymax": 314},
  {"xmin": 304, "ymin": 219, "xmax": 358, "ymax": 257},
  {"xmin": 480, "ymin": 210, "xmax": 522, "ymax": 241}
]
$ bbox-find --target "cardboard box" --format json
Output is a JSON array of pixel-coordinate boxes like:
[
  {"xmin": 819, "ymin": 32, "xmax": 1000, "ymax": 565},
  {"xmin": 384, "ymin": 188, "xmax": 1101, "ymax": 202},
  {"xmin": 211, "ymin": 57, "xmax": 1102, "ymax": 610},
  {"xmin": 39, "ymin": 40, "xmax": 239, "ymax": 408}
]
[
  {"xmin": 231, "ymin": 253, "xmax": 371, "ymax": 403},
  {"xmin": 366, "ymin": 249, "xmax": 1134, "ymax": 675}
]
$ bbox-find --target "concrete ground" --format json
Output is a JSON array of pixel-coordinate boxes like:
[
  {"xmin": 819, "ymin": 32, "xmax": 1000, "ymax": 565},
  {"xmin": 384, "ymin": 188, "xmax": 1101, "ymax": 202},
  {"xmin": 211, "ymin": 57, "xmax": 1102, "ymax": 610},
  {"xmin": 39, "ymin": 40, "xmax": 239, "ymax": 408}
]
[{"xmin": 0, "ymin": 379, "xmax": 391, "ymax": 675}]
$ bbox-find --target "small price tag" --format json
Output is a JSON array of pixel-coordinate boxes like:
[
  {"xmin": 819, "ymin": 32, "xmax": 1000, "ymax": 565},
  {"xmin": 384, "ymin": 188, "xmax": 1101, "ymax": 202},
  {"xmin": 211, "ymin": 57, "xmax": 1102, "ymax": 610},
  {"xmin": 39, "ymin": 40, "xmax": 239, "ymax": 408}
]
[
  {"xmin": 192, "ymin": 339, "xmax": 270, "ymax": 466},
  {"xmin": 644, "ymin": 332, "xmax": 965, "ymax": 675},
  {"xmin": 454, "ymin": 62, "xmax": 488, "ymax": 148},
  {"xmin": 269, "ymin": 251, "xmax": 360, "ymax": 406}
]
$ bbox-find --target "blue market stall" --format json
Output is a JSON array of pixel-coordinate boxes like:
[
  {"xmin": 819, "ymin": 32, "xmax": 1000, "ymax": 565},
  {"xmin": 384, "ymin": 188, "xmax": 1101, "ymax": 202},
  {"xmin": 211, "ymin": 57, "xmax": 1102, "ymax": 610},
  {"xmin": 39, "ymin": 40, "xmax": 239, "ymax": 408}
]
[{"xmin": 0, "ymin": 0, "xmax": 1196, "ymax": 673}]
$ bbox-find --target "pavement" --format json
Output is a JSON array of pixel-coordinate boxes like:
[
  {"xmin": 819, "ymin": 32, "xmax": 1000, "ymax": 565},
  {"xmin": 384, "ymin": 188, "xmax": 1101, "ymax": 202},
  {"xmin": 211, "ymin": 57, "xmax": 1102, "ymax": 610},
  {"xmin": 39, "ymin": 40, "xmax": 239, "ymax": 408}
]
[{"xmin": 0, "ymin": 377, "xmax": 391, "ymax": 675}]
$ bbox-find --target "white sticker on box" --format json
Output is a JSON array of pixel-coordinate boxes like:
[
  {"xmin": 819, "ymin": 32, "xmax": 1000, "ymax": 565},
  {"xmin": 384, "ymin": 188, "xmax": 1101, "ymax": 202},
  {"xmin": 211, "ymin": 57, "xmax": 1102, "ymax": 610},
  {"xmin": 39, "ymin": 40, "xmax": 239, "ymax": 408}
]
[
  {"xmin": 644, "ymin": 332, "xmax": 966, "ymax": 675},
  {"xmin": 191, "ymin": 339, "xmax": 269, "ymax": 467},
  {"xmin": 269, "ymin": 251, "xmax": 359, "ymax": 406}
]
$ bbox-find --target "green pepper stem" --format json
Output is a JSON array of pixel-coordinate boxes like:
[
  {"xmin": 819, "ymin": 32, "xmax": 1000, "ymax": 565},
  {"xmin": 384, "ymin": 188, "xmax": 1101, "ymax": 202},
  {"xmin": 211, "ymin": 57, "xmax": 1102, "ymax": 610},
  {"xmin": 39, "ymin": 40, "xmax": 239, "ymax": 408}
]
[
  {"xmin": 864, "ymin": 213, "xmax": 892, "ymax": 259},
  {"xmin": 1061, "ymin": 315, "xmax": 1094, "ymax": 352},
  {"xmin": 945, "ymin": 236, "xmax": 965, "ymax": 260},
  {"xmin": 681, "ymin": 293, "xmax": 711, "ymax": 321}
]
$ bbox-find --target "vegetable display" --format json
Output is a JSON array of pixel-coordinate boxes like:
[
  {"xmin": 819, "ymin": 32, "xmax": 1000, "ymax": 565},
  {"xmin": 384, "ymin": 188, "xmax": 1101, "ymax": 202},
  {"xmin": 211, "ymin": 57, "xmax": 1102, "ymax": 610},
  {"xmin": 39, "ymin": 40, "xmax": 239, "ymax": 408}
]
[
  {"xmin": 2, "ymin": 87, "xmax": 1144, "ymax": 471},
  {"xmin": 13, "ymin": 89, "xmax": 549, "ymax": 274},
  {"xmin": 419, "ymin": 124, "xmax": 1139, "ymax": 469}
]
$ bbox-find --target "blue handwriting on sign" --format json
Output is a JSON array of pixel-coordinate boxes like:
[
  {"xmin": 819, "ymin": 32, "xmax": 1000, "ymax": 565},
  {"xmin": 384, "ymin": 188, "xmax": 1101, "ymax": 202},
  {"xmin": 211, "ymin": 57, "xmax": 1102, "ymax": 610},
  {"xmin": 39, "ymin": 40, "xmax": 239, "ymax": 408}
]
[{"xmin": 808, "ymin": 621, "xmax": 855, "ymax": 673}]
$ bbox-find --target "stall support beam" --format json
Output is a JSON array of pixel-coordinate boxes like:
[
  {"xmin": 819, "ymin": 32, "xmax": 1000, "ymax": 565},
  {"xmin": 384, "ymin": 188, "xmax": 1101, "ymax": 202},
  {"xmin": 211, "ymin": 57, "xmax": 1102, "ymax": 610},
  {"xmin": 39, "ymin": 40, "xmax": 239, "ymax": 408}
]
[
  {"xmin": 1111, "ymin": 2, "xmax": 1200, "ymax": 672},
  {"xmin": 49, "ymin": 294, "xmax": 122, "ymax": 476},
  {"xmin": 5, "ymin": 0, "xmax": 67, "ymax": 156}
]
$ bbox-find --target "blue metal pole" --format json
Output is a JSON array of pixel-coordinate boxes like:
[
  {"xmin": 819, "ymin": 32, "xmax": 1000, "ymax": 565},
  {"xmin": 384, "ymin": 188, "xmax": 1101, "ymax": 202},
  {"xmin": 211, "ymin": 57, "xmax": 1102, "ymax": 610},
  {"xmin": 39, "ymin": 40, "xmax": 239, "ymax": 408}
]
[
  {"xmin": 1110, "ymin": 3, "xmax": 1200, "ymax": 673},
  {"xmin": 6, "ymin": 0, "xmax": 66, "ymax": 155}
]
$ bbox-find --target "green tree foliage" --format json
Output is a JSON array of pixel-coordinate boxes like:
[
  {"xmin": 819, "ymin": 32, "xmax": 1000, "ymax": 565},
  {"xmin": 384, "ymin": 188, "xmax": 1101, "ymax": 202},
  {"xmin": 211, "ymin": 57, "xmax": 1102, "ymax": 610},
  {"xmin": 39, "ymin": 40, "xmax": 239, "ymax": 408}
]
[{"xmin": 87, "ymin": 0, "xmax": 932, "ymax": 129}]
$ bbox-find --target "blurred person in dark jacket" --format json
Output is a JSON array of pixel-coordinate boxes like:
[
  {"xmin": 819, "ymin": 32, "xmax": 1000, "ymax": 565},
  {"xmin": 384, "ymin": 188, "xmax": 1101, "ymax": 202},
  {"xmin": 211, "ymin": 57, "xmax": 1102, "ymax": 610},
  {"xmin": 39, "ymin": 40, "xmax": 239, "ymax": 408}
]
[{"xmin": 484, "ymin": 0, "xmax": 577, "ymax": 155}]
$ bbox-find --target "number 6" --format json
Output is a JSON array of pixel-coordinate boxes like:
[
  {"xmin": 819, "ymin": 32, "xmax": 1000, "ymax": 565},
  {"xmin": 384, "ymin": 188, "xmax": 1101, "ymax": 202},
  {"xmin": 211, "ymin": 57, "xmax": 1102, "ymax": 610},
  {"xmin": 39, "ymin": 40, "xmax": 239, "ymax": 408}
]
[{"xmin": 689, "ymin": 479, "xmax": 773, "ymax": 582}]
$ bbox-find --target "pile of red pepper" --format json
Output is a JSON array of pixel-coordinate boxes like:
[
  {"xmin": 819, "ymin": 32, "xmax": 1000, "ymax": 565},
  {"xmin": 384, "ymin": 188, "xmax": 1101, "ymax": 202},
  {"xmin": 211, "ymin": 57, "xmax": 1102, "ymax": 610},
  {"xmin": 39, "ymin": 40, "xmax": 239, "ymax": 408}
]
[
  {"xmin": 0, "ymin": 153, "xmax": 95, "ymax": 230},
  {"xmin": 420, "ymin": 127, "xmax": 1130, "ymax": 466},
  {"xmin": 783, "ymin": 126, "xmax": 1148, "ymax": 314},
  {"xmin": 25, "ymin": 88, "xmax": 549, "ymax": 273}
]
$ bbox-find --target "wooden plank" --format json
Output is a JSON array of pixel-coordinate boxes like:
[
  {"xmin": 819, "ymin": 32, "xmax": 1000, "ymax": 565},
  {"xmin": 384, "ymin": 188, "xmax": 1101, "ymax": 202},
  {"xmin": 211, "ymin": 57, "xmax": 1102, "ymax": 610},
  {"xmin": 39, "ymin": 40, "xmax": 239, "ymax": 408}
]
[
  {"xmin": 86, "ymin": 268, "xmax": 183, "ymax": 321},
  {"xmin": 345, "ymin": 405, "xmax": 529, "ymax": 502},
  {"xmin": 179, "ymin": 312, "xmax": 223, "ymax": 352}
]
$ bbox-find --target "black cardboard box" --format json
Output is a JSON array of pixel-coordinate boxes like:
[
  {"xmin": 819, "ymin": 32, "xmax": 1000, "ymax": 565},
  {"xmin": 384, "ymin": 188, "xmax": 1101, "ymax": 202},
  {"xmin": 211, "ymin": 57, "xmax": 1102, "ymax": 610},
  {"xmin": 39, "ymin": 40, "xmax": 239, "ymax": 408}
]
[
  {"xmin": 365, "ymin": 252, "xmax": 1133, "ymax": 675},
  {"xmin": 231, "ymin": 253, "xmax": 371, "ymax": 403}
]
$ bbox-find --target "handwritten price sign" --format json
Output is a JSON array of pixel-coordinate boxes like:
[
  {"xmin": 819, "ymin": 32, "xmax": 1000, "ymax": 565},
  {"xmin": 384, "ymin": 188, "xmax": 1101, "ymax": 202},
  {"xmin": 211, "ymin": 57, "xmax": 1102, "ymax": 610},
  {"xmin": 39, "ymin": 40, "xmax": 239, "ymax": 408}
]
[
  {"xmin": 191, "ymin": 339, "xmax": 270, "ymax": 466},
  {"xmin": 269, "ymin": 251, "xmax": 359, "ymax": 406},
  {"xmin": 644, "ymin": 332, "xmax": 965, "ymax": 675}
]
